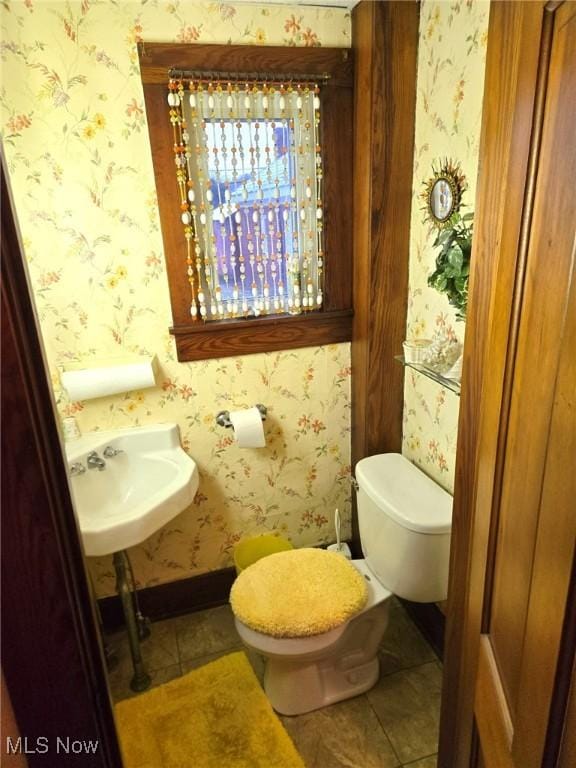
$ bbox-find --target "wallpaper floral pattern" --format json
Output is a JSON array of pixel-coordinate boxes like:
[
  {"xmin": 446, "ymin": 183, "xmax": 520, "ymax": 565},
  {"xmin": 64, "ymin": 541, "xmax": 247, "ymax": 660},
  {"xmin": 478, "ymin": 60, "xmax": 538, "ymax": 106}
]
[
  {"xmin": 403, "ymin": 0, "xmax": 489, "ymax": 492},
  {"xmin": 1, "ymin": 0, "xmax": 351, "ymax": 597}
]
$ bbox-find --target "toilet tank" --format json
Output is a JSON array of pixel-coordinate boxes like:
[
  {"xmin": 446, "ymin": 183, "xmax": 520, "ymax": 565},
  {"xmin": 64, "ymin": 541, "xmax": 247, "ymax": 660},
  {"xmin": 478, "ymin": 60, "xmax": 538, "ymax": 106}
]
[{"xmin": 355, "ymin": 453, "xmax": 452, "ymax": 603}]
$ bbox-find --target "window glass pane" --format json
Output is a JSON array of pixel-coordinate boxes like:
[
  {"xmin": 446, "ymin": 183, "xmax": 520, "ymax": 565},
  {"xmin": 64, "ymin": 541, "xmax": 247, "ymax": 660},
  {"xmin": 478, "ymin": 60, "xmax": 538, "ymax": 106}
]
[{"xmin": 206, "ymin": 119, "xmax": 295, "ymax": 308}]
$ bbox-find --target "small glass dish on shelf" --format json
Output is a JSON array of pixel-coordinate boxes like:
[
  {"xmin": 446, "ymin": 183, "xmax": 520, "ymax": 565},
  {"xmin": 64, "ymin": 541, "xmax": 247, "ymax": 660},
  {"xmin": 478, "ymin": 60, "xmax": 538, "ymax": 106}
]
[
  {"xmin": 402, "ymin": 339, "xmax": 433, "ymax": 364},
  {"xmin": 395, "ymin": 355, "xmax": 461, "ymax": 395}
]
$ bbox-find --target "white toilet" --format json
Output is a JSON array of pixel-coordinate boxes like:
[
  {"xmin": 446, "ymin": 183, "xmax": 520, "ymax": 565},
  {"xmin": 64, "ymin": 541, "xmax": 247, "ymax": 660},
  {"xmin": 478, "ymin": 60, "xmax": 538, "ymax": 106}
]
[{"xmin": 231, "ymin": 453, "xmax": 452, "ymax": 716}]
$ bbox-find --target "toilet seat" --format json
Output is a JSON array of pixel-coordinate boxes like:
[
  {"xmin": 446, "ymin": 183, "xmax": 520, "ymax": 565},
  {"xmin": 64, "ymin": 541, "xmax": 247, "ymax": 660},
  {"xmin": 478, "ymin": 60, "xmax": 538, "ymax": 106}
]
[
  {"xmin": 234, "ymin": 559, "xmax": 392, "ymax": 657},
  {"xmin": 230, "ymin": 548, "xmax": 368, "ymax": 638},
  {"xmin": 235, "ymin": 617, "xmax": 348, "ymax": 658}
]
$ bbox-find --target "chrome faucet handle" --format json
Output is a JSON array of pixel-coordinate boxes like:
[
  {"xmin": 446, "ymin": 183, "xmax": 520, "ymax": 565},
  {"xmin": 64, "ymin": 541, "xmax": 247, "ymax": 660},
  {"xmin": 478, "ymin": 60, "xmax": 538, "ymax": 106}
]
[
  {"xmin": 86, "ymin": 451, "xmax": 106, "ymax": 470},
  {"xmin": 103, "ymin": 445, "xmax": 123, "ymax": 458},
  {"xmin": 69, "ymin": 462, "xmax": 86, "ymax": 476}
]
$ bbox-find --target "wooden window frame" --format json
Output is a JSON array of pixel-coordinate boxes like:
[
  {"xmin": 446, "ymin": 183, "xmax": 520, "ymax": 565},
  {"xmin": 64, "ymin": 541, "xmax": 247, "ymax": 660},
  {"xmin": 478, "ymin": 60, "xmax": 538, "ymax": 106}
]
[{"xmin": 138, "ymin": 43, "xmax": 354, "ymax": 362}]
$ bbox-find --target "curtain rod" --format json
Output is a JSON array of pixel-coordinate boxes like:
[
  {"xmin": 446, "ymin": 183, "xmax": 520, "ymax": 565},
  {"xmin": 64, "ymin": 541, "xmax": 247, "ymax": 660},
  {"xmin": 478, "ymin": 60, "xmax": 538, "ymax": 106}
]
[{"xmin": 168, "ymin": 68, "xmax": 330, "ymax": 84}]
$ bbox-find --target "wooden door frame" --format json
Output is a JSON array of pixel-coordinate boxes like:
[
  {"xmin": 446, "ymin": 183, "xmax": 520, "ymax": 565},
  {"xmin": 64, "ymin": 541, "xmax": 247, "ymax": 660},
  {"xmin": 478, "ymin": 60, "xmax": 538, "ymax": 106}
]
[
  {"xmin": 1, "ymin": 156, "xmax": 123, "ymax": 767},
  {"xmin": 438, "ymin": 3, "xmax": 575, "ymax": 766}
]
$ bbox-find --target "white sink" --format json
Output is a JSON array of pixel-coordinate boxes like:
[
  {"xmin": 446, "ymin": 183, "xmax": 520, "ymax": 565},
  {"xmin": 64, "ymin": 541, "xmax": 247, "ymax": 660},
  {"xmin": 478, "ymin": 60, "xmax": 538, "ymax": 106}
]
[{"xmin": 65, "ymin": 423, "xmax": 198, "ymax": 557}]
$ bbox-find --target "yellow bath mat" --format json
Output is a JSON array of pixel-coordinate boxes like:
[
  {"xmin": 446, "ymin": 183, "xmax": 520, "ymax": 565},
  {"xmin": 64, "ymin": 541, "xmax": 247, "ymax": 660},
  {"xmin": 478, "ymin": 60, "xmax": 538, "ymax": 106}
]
[{"xmin": 115, "ymin": 651, "xmax": 304, "ymax": 768}]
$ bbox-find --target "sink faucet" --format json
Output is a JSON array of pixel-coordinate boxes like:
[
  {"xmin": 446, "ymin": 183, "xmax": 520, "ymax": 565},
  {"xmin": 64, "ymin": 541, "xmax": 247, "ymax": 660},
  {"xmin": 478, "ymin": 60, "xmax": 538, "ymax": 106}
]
[{"xmin": 86, "ymin": 451, "xmax": 106, "ymax": 471}]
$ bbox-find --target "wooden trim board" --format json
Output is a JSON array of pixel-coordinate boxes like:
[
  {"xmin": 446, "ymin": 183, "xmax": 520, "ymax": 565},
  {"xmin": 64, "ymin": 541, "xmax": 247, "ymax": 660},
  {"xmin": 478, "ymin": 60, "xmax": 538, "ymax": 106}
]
[
  {"xmin": 98, "ymin": 567, "xmax": 237, "ymax": 632},
  {"xmin": 350, "ymin": 0, "xmax": 418, "ymax": 551}
]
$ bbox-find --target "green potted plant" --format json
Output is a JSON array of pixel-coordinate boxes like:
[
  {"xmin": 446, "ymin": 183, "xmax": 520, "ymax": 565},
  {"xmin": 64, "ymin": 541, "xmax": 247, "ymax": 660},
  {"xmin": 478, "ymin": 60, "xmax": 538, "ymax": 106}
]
[{"xmin": 427, "ymin": 212, "xmax": 473, "ymax": 321}]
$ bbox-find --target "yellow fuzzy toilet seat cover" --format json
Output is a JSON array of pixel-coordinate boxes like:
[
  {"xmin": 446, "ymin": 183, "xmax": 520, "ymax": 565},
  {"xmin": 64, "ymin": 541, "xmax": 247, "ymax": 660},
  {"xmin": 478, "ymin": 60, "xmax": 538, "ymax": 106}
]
[{"xmin": 230, "ymin": 548, "xmax": 368, "ymax": 638}]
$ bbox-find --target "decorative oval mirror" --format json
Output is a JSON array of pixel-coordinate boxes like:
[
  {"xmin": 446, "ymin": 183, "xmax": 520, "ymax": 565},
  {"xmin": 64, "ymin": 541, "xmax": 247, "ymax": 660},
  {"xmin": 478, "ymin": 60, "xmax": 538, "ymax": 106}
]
[
  {"xmin": 422, "ymin": 159, "xmax": 467, "ymax": 229},
  {"xmin": 430, "ymin": 177, "xmax": 454, "ymax": 221}
]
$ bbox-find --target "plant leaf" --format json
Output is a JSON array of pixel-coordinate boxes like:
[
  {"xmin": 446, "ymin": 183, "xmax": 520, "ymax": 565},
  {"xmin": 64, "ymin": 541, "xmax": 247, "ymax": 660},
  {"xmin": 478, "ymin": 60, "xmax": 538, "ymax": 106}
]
[
  {"xmin": 437, "ymin": 229, "xmax": 453, "ymax": 246},
  {"xmin": 433, "ymin": 275, "xmax": 448, "ymax": 291},
  {"xmin": 448, "ymin": 244, "xmax": 464, "ymax": 271}
]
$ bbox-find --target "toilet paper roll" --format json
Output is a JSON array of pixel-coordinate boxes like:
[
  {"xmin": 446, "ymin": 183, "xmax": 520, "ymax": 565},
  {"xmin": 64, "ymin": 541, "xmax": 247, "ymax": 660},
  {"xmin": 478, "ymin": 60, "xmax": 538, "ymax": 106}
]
[{"xmin": 229, "ymin": 406, "xmax": 266, "ymax": 448}]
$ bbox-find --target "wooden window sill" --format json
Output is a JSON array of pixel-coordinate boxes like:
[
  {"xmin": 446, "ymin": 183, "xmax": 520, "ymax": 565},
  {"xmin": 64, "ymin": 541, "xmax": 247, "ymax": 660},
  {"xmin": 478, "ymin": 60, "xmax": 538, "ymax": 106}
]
[{"xmin": 170, "ymin": 309, "xmax": 353, "ymax": 362}]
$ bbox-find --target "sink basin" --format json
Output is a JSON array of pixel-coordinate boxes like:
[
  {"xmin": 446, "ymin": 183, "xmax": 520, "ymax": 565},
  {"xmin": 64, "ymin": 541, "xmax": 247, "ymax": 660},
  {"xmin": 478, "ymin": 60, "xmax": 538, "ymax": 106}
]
[{"xmin": 65, "ymin": 423, "xmax": 198, "ymax": 557}]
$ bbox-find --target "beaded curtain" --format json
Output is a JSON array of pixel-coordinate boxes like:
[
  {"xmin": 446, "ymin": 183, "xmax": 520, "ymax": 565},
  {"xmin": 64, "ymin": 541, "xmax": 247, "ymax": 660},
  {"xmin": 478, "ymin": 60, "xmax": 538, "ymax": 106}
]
[{"xmin": 168, "ymin": 77, "xmax": 324, "ymax": 321}]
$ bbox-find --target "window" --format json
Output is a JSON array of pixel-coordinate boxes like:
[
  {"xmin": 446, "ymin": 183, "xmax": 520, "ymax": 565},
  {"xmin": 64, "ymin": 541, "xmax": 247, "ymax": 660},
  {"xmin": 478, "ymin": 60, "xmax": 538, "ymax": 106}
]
[
  {"xmin": 139, "ymin": 44, "xmax": 353, "ymax": 361},
  {"xmin": 176, "ymin": 78, "xmax": 324, "ymax": 319}
]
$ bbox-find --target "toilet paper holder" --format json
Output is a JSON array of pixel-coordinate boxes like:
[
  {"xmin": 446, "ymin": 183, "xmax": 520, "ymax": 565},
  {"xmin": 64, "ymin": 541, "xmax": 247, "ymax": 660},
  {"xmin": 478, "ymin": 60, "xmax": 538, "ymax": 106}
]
[{"xmin": 216, "ymin": 404, "xmax": 267, "ymax": 429}]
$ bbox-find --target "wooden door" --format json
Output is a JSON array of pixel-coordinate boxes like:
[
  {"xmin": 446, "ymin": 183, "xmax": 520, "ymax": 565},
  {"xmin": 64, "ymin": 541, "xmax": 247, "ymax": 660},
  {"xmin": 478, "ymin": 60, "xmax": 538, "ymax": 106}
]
[
  {"xmin": 1, "ymin": 159, "xmax": 122, "ymax": 767},
  {"xmin": 439, "ymin": 3, "xmax": 576, "ymax": 767}
]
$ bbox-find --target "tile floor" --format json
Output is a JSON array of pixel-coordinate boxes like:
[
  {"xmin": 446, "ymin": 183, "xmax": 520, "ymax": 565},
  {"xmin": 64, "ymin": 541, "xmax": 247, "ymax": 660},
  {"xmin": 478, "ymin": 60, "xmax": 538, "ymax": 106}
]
[{"xmin": 106, "ymin": 598, "xmax": 440, "ymax": 768}]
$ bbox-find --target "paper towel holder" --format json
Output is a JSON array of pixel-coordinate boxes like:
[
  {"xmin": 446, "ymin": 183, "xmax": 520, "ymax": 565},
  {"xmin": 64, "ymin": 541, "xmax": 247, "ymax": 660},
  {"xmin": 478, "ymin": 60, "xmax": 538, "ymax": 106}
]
[{"xmin": 216, "ymin": 404, "xmax": 267, "ymax": 429}]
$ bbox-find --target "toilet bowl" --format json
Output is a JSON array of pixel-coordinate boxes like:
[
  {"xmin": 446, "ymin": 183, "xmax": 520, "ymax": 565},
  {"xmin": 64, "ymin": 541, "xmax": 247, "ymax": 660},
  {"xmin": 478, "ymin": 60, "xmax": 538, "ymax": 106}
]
[
  {"xmin": 234, "ymin": 559, "xmax": 392, "ymax": 715},
  {"xmin": 231, "ymin": 453, "xmax": 452, "ymax": 716}
]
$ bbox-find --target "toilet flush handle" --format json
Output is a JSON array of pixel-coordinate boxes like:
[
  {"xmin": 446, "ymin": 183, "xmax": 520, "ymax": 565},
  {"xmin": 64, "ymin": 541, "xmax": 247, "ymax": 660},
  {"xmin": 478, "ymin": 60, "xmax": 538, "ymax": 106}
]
[{"xmin": 351, "ymin": 476, "xmax": 359, "ymax": 493}]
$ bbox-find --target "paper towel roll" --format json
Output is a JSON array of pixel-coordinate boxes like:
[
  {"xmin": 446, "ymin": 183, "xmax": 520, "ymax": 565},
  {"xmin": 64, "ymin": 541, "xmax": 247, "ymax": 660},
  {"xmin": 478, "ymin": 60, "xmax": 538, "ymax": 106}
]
[
  {"xmin": 61, "ymin": 357, "xmax": 157, "ymax": 401},
  {"xmin": 229, "ymin": 406, "xmax": 266, "ymax": 448}
]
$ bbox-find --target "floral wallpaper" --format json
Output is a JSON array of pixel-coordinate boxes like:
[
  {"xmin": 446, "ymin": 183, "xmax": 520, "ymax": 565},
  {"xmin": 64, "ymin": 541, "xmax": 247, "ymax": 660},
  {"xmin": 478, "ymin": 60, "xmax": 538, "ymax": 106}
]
[
  {"xmin": 403, "ymin": 0, "xmax": 489, "ymax": 493},
  {"xmin": 1, "ymin": 0, "xmax": 352, "ymax": 597}
]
